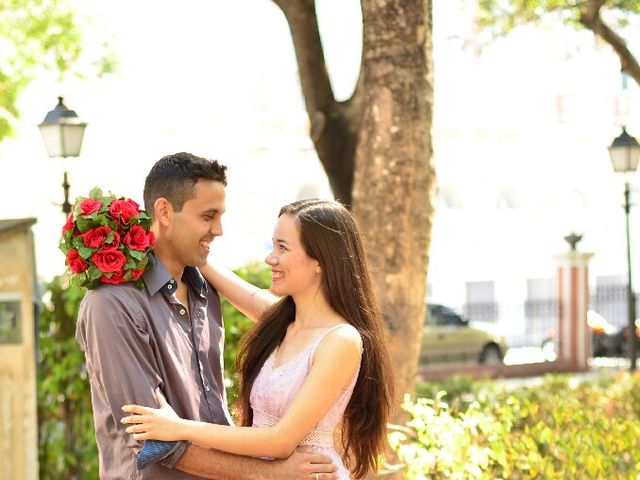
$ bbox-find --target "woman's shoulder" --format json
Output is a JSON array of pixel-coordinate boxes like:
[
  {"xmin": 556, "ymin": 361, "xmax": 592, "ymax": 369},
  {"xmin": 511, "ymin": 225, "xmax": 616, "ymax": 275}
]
[{"xmin": 319, "ymin": 322, "xmax": 363, "ymax": 354}]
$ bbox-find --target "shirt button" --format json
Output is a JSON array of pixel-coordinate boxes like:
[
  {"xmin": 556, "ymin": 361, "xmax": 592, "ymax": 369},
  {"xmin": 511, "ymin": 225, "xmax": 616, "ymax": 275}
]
[
  {"xmin": 179, "ymin": 309, "xmax": 186, "ymax": 315},
  {"xmin": 167, "ymin": 284, "xmax": 173, "ymax": 290},
  {"xmin": 170, "ymin": 279, "xmax": 175, "ymax": 284},
  {"xmin": 205, "ymin": 385, "xmax": 210, "ymax": 392}
]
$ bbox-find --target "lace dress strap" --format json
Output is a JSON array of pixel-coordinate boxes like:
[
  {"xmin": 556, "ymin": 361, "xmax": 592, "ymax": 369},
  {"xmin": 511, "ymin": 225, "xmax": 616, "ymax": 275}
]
[{"xmin": 311, "ymin": 323, "xmax": 353, "ymax": 349}]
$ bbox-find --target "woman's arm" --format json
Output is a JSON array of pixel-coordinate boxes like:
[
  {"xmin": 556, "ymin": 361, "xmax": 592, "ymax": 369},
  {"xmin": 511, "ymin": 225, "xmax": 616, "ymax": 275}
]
[
  {"xmin": 122, "ymin": 326, "xmax": 362, "ymax": 459},
  {"xmin": 200, "ymin": 262, "xmax": 278, "ymax": 322}
]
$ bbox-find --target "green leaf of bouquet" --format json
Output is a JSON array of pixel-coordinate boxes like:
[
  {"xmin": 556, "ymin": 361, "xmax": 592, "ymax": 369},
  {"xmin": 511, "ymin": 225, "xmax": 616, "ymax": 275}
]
[
  {"xmin": 88, "ymin": 265, "xmax": 102, "ymax": 281},
  {"xmin": 63, "ymin": 228, "xmax": 75, "ymax": 242},
  {"xmin": 137, "ymin": 256, "xmax": 149, "ymax": 269},
  {"xmin": 129, "ymin": 250, "xmax": 146, "ymax": 261},
  {"xmin": 59, "ymin": 238, "xmax": 70, "ymax": 254},
  {"xmin": 78, "ymin": 246, "xmax": 94, "ymax": 259},
  {"xmin": 76, "ymin": 216, "xmax": 94, "ymax": 233},
  {"xmin": 138, "ymin": 212, "xmax": 150, "ymax": 221},
  {"xmin": 89, "ymin": 187, "xmax": 103, "ymax": 199},
  {"xmin": 71, "ymin": 273, "xmax": 87, "ymax": 288},
  {"xmin": 72, "ymin": 236, "xmax": 85, "ymax": 249},
  {"xmin": 96, "ymin": 215, "xmax": 110, "ymax": 227},
  {"xmin": 124, "ymin": 258, "xmax": 137, "ymax": 270}
]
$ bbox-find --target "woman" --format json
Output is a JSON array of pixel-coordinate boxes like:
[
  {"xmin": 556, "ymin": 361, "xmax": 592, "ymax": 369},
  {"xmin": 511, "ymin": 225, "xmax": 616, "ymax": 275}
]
[{"xmin": 122, "ymin": 199, "xmax": 393, "ymax": 479}]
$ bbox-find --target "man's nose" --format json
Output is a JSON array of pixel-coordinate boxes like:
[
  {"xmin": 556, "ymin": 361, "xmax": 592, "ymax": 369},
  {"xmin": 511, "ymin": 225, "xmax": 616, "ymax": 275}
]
[{"xmin": 211, "ymin": 219, "xmax": 223, "ymax": 236}]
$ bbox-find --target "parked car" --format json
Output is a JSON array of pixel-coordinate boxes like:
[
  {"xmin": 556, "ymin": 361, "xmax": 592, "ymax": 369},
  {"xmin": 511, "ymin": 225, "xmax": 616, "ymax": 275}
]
[
  {"xmin": 541, "ymin": 310, "xmax": 640, "ymax": 360},
  {"xmin": 419, "ymin": 303, "xmax": 508, "ymax": 366}
]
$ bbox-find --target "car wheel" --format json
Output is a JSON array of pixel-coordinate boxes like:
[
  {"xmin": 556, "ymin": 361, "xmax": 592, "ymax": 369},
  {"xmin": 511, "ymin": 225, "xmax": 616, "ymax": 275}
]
[{"xmin": 479, "ymin": 344, "xmax": 502, "ymax": 364}]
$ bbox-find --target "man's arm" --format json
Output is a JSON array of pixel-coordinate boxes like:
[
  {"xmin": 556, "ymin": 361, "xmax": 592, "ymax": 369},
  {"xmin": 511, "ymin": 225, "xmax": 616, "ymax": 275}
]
[
  {"xmin": 77, "ymin": 288, "xmax": 187, "ymax": 464},
  {"xmin": 175, "ymin": 444, "xmax": 338, "ymax": 480}
]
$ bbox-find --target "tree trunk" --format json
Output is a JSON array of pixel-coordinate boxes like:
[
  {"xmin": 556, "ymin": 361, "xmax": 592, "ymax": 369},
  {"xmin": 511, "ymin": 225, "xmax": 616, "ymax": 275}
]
[
  {"xmin": 272, "ymin": 0, "xmax": 435, "ymax": 430},
  {"xmin": 352, "ymin": 0, "xmax": 435, "ymax": 416}
]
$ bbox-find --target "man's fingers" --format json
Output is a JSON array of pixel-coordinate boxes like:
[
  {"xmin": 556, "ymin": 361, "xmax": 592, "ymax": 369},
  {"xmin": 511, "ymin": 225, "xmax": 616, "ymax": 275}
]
[{"xmin": 294, "ymin": 447, "xmax": 335, "ymax": 468}]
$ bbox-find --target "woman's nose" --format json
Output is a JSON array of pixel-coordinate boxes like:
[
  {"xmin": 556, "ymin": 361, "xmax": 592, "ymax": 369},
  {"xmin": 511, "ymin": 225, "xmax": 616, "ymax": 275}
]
[{"xmin": 265, "ymin": 253, "xmax": 277, "ymax": 265}]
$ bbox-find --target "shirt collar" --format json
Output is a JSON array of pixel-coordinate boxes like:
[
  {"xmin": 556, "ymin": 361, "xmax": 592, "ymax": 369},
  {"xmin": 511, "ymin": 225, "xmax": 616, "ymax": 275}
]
[{"xmin": 143, "ymin": 255, "xmax": 208, "ymax": 296}]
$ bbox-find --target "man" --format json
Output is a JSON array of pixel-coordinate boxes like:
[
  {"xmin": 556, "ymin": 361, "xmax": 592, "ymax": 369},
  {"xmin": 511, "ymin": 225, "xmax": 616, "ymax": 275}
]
[{"xmin": 77, "ymin": 152, "xmax": 336, "ymax": 479}]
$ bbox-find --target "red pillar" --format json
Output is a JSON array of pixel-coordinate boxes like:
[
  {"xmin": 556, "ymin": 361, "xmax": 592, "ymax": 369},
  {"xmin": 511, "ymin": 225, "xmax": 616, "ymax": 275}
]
[{"xmin": 555, "ymin": 251, "xmax": 594, "ymax": 371}]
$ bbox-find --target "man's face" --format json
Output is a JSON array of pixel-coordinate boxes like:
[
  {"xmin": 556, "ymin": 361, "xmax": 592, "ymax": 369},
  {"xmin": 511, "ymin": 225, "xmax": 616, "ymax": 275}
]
[{"xmin": 168, "ymin": 179, "xmax": 225, "ymax": 268}]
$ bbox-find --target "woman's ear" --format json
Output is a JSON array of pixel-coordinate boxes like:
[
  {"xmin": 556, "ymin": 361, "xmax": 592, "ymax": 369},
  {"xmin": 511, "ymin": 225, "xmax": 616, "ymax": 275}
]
[
  {"xmin": 315, "ymin": 262, "xmax": 321, "ymax": 274},
  {"xmin": 154, "ymin": 198, "xmax": 173, "ymax": 226}
]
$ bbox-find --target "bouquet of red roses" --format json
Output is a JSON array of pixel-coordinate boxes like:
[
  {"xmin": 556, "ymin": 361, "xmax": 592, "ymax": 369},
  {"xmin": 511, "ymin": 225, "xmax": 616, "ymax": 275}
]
[{"xmin": 59, "ymin": 187, "xmax": 155, "ymax": 290}]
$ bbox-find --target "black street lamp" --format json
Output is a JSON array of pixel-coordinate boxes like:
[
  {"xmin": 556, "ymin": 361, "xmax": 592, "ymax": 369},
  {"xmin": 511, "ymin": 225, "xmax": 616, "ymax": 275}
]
[
  {"xmin": 38, "ymin": 97, "xmax": 87, "ymax": 215},
  {"xmin": 608, "ymin": 127, "xmax": 640, "ymax": 371}
]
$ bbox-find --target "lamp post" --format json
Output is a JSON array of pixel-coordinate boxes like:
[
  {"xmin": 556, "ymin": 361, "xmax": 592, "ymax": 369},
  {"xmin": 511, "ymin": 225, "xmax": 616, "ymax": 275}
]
[
  {"xmin": 38, "ymin": 97, "xmax": 87, "ymax": 215},
  {"xmin": 608, "ymin": 127, "xmax": 640, "ymax": 371}
]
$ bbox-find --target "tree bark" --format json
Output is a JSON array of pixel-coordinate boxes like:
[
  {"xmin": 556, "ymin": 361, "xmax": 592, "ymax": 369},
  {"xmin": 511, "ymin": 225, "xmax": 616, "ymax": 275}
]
[
  {"xmin": 352, "ymin": 0, "xmax": 434, "ymax": 415},
  {"xmin": 272, "ymin": 0, "xmax": 435, "ymax": 439}
]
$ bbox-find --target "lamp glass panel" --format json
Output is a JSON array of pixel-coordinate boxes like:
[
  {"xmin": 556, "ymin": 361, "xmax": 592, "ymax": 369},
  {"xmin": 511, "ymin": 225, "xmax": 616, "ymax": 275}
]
[
  {"xmin": 609, "ymin": 145, "xmax": 640, "ymax": 173},
  {"xmin": 61, "ymin": 124, "xmax": 85, "ymax": 157},
  {"xmin": 38, "ymin": 124, "xmax": 63, "ymax": 158},
  {"xmin": 39, "ymin": 123, "xmax": 86, "ymax": 158}
]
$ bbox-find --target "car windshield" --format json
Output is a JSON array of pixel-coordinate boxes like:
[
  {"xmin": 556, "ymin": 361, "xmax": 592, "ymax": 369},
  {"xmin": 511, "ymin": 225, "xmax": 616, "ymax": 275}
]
[{"xmin": 427, "ymin": 304, "xmax": 466, "ymax": 326}]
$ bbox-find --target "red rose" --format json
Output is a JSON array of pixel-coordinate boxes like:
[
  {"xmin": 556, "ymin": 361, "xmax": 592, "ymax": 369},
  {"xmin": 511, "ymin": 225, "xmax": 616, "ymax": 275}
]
[
  {"xmin": 130, "ymin": 268, "xmax": 145, "ymax": 280},
  {"xmin": 109, "ymin": 199, "xmax": 140, "ymax": 223},
  {"xmin": 105, "ymin": 231, "xmax": 120, "ymax": 248},
  {"xmin": 62, "ymin": 214, "xmax": 75, "ymax": 234},
  {"xmin": 147, "ymin": 230, "xmax": 155, "ymax": 248},
  {"xmin": 101, "ymin": 270, "xmax": 127, "ymax": 284},
  {"xmin": 123, "ymin": 225, "xmax": 150, "ymax": 251},
  {"xmin": 91, "ymin": 247, "xmax": 126, "ymax": 273},
  {"xmin": 79, "ymin": 198, "xmax": 102, "ymax": 216},
  {"xmin": 67, "ymin": 249, "xmax": 88, "ymax": 273},
  {"xmin": 82, "ymin": 226, "xmax": 112, "ymax": 248}
]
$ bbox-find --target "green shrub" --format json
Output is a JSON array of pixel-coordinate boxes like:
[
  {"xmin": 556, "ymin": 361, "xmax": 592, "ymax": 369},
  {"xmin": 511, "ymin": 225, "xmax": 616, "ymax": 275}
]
[
  {"xmin": 38, "ymin": 276, "xmax": 96, "ymax": 480},
  {"xmin": 221, "ymin": 263, "xmax": 271, "ymax": 412},
  {"xmin": 390, "ymin": 372, "xmax": 640, "ymax": 479}
]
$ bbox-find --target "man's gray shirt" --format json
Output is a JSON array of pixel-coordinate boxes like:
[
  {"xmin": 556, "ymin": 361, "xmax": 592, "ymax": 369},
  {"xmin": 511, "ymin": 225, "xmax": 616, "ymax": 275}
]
[{"xmin": 76, "ymin": 258, "xmax": 233, "ymax": 479}]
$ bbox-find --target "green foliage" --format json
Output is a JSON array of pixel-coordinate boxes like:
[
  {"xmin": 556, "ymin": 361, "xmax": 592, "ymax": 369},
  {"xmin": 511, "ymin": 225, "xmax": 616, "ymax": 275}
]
[
  {"xmin": 477, "ymin": 1, "xmax": 640, "ymax": 37},
  {"xmin": 221, "ymin": 263, "xmax": 272, "ymax": 412},
  {"xmin": 391, "ymin": 372, "xmax": 640, "ymax": 479},
  {"xmin": 0, "ymin": 0, "xmax": 115, "ymax": 142},
  {"xmin": 38, "ymin": 275, "xmax": 97, "ymax": 480}
]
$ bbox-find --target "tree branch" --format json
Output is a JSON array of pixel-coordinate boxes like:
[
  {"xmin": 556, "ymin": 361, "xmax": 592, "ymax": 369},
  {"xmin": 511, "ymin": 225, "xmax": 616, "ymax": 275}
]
[
  {"xmin": 580, "ymin": 0, "xmax": 640, "ymax": 85},
  {"xmin": 271, "ymin": 0, "xmax": 335, "ymax": 122},
  {"xmin": 272, "ymin": 0, "xmax": 362, "ymax": 204}
]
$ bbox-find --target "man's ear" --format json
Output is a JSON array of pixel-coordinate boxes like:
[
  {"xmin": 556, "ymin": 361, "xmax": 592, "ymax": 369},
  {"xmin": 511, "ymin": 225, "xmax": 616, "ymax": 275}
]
[{"xmin": 154, "ymin": 198, "xmax": 173, "ymax": 226}]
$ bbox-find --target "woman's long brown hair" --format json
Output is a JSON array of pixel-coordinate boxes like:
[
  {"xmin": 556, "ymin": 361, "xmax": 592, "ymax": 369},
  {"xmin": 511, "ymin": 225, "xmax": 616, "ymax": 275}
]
[{"xmin": 236, "ymin": 199, "xmax": 393, "ymax": 479}]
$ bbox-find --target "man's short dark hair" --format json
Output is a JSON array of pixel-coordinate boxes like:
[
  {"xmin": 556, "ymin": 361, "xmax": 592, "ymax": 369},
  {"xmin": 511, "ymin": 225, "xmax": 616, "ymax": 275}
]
[{"xmin": 143, "ymin": 152, "xmax": 227, "ymax": 217}]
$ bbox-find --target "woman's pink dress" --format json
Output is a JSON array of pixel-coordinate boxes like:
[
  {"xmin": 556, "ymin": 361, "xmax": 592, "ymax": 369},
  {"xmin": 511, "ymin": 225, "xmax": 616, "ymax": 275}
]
[{"xmin": 250, "ymin": 324, "xmax": 360, "ymax": 480}]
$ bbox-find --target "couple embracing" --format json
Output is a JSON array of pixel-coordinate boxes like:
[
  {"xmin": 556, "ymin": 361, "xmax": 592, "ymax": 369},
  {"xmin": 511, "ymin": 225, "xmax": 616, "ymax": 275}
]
[{"xmin": 75, "ymin": 152, "xmax": 393, "ymax": 479}]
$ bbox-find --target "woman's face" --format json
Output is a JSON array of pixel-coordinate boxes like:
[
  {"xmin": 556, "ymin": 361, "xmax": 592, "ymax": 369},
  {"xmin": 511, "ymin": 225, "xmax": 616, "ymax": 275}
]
[{"xmin": 265, "ymin": 214, "xmax": 321, "ymax": 298}]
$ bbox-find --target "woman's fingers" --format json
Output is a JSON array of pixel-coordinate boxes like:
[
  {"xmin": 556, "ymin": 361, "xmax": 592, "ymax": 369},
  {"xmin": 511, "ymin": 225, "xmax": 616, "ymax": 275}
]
[
  {"xmin": 125, "ymin": 424, "xmax": 147, "ymax": 434},
  {"xmin": 121, "ymin": 414, "xmax": 145, "ymax": 425},
  {"xmin": 122, "ymin": 404, "xmax": 148, "ymax": 414}
]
